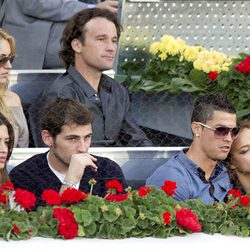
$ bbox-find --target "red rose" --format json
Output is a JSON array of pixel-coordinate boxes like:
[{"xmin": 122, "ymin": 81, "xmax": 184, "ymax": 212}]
[
  {"xmin": 105, "ymin": 193, "xmax": 128, "ymax": 202},
  {"xmin": 161, "ymin": 180, "xmax": 177, "ymax": 196},
  {"xmin": 42, "ymin": 189, "xmax": 62, "ymax": 206},
  {"xmin": 175, "ymin": 208, "xmax": 201, "ymax": 232},
  {"xmin": 162, "ymin": 211, "xmax": 171, "ymax": 225},
  {"xmin": 61, "ymin": 188, "xmax": 88, "ymax": 205},
  {"xmin": 14, "ymin": 188, "xmax": 36, "ymax": 210},
  {"xmin": 1, "ymin": 182, "xmax": 14, "ymax": 191},
  {"xmin": 137, "ymin": 186, "xmax": 151, "ymax": 197},
  {"xmin": 12, "ymin": 224, "xmax": 20, "ymax": 234},
  {"xmin": 238, "ymin": 195, "xmax": 250, "ymax": 206},
  {"xmin": 105, "ymin": 179, "xmax": 124, "ymax": 193},
  {"xmin": 208, "ymin": 71, "xmax": 218, "ymax": 80},
  {"xmin": 235, "ymin": 55, "xmax": 250, "ymax": 73},
  {"xmin": 227, "ymin": 188, "xmax": 242, "ymax": 198}
]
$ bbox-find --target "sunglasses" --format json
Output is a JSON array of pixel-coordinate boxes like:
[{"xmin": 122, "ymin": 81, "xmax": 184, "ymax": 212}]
[
  {"xmin": 0, "ymin": 55, "xmax": 15, "ymax": 67},
  {"xmin": 196, "ymin": 122, "xmax": 239, "ymax": 139}
]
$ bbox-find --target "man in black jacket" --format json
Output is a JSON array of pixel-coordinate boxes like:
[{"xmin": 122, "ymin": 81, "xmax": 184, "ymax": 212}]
[
  {"xmin": 28, "ymin": 8, "xmax": 152, "ymax": 147},
  {"xmin": 10, "ymin": 98, "xmax": 127, "ymax": 208}
]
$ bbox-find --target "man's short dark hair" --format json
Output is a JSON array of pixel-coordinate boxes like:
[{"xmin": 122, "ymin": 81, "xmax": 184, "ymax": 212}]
[
  {"xmin": 59, "ymin": 8, "xmax": 122, "ymax": 69},
  {"xmin": 191, "ymin": 94, "xmax": 236, "ymax": 123},
  {"xmin": 41, "ymin": 98, "xmax": 93, "ymax": 138}
]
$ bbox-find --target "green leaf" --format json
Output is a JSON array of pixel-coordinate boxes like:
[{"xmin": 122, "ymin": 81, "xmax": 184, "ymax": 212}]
[
  {"xmin": 77, "ymin": 225, "xmax": 85, "ymax": 237},
  {"xmin": 73, "ymin": 208, "xmax": 92, "ymax": 226},
  {"xmin": 189, "ymin": 69, "xmax": 208, "ymax": 86},
  {"xmin": 236, "ymin": 109, "xmax": 250, "ymax": 119},
  {"xmin": 170, "ymin": 78, "xmax": 203, "ymax": 93}
]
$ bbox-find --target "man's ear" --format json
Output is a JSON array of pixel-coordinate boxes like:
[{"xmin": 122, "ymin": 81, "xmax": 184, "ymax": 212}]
[
  {"xmin": 71, "ymin": 38, "xmax": 82, "ymax": 53},
  {"xmin": 41, "ymin": 130, "xmax": 53, "ymax": 147},
  {"xmin": 191, "ymin": 122, "xmax": 201, "ymax": 137}
]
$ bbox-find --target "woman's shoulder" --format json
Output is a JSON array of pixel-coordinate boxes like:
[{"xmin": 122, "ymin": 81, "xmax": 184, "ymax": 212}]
[{"xmin": 4, "ymin": 90, "xmax": 22, "ymax": 106}]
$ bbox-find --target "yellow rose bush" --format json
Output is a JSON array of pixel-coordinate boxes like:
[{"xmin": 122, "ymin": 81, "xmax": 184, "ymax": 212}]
[{"xmin": 120, "ymin": 34, "xmax": 250, "ymax": 118}]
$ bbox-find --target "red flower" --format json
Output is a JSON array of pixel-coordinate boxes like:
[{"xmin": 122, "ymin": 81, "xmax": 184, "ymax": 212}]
[
  {"xmin": 161, "ymin": 180, "xmax": 177, "ymax": 196},
  {"xmin": 235, "ymin": 55, "xmax": 250, "ymax": 73},
  {"xmin": 105, "ymin": 193, "xmax": 128, "ymax": 202},
  {"xmin": 162, "ymin": 211, "xmax": 171, "ymax": 225},
  {"xmin": 53, "ymin": 207, "xmax": 78, "ymax": 239},
  {"xmin": 12, "ymin": 224, "xmax": 20, "ymax": 234},
  {"xmin": 53, "ymin": 207, "xmax": 75, "ymax": 223},
  {"xmin": 0, "ymin": 189, "xmax": 9, "ymax": 204},
  {"xmin": 238, "ymin": 195, "xmax": 250, "ymax": 207},
  {"xmin": 0, "ymin": 182, "xmax": 14, "ymax": 205},
  {"xmin": 61, "ymin": 188, "xmax": 88, "ymax": 205},
  {"xmin": 1, "ymin": 182, "xmax": 14, "ymax": 191},
  {"xmin": 14, "ymin": 188, "xmax": 36, "ymax": 210},
  {"xmin": 175, "ymin": 208, "xmax": 202, "ymax": 232},
  {"xmin": 57, "ymin": 222, "xmax": 78, "ymax": 239},
  {"xmin": 228, "ymin": 188, "xmax": 242, "ymax": 198},
  {"xmin": 105, "ymin": 179, "xmax": 123, "ymax": 193},
  {"xmin": 137, "ymin": 186, "xmax": 151, "ymax": 197},
  {"xmin": 42, "ymin": 189, "xmax": 62, "ymax": 206},
  {"xmin": 208, "ymin": 71, "xmax": 218, "ymax": 80},
  {"xmin": 226, "ymin": 201, "xmax": 237, "ymax": 209}
]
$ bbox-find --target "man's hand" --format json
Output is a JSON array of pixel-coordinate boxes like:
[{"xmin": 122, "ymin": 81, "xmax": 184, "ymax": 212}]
[
  {"xmin": 60, "ymin": 153, "xmax": 97, "ymax": 193},
  {"xmin": 96, "ymin": 0, "xmax": 119, "ymax": 14}
]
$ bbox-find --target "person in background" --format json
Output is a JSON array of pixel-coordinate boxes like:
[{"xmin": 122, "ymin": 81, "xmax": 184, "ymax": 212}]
[
  {"xmin": 0, "ymin": 28, "xmax": 29, "ymax": 147},
  {"xmin": 227, "ymin": 119, "xmax": 250, "ymax": 194},
  {"xmin": 146, "ymin": 94, "xmax": 239, "ymax": 204},
  {"xmin": 0, "ymin": 113, "xmax": 14, "ymax": 186},
  {"xmin": 1, "ymin": 0, "xmax": 119, "ymax": 69},
  {"xmin": 10, "ymin": 98, "xmax": 127, "ymax": 208},
  {"xmin": 28, "ymin": 8, "xmax": 152, "ymax": 147}
]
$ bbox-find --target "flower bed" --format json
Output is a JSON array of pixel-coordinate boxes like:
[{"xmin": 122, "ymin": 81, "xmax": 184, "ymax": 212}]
[
  {"xmin": 0, "ymin": 180, "xmax": 249, "ymax": 240},
  {"xmin": 120, "ymin": 34, "xmax": 250, "ymax": 119}
]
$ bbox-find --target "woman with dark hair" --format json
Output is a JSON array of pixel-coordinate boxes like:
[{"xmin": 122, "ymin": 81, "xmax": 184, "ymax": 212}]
[
  {"xmin": 0, "ymin": 112, "xmax": 14, "ymax": 185},
  {"xmin": 0, "ymin": 28, "xmax": 29, "ymax": 147},
  {"xmin": 228, "ymin": 119, "xmax": 250, "ymax": 193}
]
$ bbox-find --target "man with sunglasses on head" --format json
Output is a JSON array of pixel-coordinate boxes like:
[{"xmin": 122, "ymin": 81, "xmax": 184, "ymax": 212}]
[{"xmin": 146, "ymin": 94, "xmax": 239, "ymax": 204}]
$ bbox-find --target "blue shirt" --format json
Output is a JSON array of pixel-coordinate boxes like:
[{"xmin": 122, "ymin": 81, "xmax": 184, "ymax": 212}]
[{"xmin": 146, "ymin": 150, "xmax": 232, "ymax": 204}]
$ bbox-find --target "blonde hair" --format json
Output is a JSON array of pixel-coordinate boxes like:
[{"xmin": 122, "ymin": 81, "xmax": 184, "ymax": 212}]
[{"xmin": 0, "ymin": 28, "xmax": 16, "ymax": 125}]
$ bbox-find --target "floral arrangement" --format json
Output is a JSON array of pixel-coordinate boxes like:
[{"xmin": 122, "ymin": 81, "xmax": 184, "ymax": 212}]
[
  {"xmin": 120, "ymin": 34, "xmax": 250, "ymax": 118},
  {"xmin": 0, "ymin": 180, "xmax": 250, "ymax": 240}
]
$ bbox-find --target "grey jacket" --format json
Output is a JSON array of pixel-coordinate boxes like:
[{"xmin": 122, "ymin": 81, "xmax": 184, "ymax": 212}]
[
  {"xmin": 2, "ymin": 0, "xmax": 98, "ymax": 69},
  {"xmin": 28, "ymin": 65, "xmax": 152, "ymax": 147}
]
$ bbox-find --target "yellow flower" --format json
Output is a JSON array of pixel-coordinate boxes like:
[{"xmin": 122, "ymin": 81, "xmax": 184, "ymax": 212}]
[
  {"xmin": 159, "ymin": 52, "xmax": 168, "ymax": 61},
  {"xmin": 149, "ymin": 42, "xmax": 161, "ymax": 55},
  {"xmin": 100, "ymin": 205, "xmax": 109, "ymax": 212},
  {"xmin": 114, "ymin": 208, "xmax": 123, "ymax": 216},
  {"xmin": 183, "ymin": 46, "xmax": 203, "ymax": 62},
  {"xmin": 139, "ymin": 212, "xmax": 145, "ymax": 220}
]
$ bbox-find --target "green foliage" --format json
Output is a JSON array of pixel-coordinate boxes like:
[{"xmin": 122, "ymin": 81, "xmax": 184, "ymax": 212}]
[
  {"xmin": 119, "ymin": 52, "xmax": 250, "ymax": 119},
  {"xmin": 0, "ymin": 186, "xmax": 249, "ymax": 240}
]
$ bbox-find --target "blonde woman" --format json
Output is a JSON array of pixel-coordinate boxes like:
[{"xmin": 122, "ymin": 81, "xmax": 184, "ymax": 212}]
[
  {"xmin": 228, "ymin": 119, "xmax": 250, "ymax": 193},
  {"xmin": 0, "ymin": 28, "xmax": 29, "ymax": 147}
]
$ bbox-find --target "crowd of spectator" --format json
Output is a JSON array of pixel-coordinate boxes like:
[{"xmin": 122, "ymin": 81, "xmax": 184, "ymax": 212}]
[{"xmin": 0, "ymin": 2, "xmax": 249, "ymax": 208}]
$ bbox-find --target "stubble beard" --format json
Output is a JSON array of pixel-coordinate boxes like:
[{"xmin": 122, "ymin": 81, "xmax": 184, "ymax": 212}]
[{"xmin": 50, "ymin": 141, "xmax": 69, "ymax": 168}]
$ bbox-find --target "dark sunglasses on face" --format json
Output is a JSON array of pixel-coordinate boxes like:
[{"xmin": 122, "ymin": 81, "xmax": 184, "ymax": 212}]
[
  {"xmin": 196, "ymin": 122, "xmax": 239, "ymax": 139},
  {"xmin": 0, "ymin": 55, "xmax": 15, "ymax": 67}
]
